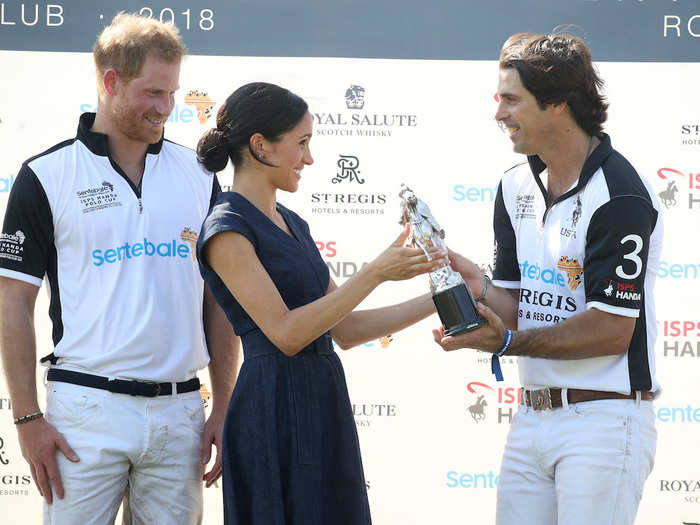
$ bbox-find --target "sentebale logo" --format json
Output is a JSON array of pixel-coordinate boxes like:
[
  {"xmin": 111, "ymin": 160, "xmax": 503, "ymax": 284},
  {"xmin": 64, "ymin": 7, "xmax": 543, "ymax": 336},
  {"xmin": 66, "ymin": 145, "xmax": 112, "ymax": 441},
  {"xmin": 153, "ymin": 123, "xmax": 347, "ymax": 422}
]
[
  {"xmin": 0, "ymin": 174, "xmax": 15, "ymax": 193},
  {"xmin": 184, "ymin": 89, "xmax": 216, "ymax": 124},
  {"xmin": 92, "ymin": 238, "xmax": 191, "ymax": 266},
  {"xmin": 180, "ymin": 227, "xmax": 199, "ymax": 260}
]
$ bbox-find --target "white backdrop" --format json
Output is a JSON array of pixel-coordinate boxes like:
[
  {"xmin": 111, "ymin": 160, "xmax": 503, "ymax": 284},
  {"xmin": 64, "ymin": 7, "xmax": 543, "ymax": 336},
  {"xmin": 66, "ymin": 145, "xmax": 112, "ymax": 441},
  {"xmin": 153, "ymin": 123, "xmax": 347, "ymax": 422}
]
[{"xmin": 0, "ymin": 50, "xmax": 699, "ymax": 524}]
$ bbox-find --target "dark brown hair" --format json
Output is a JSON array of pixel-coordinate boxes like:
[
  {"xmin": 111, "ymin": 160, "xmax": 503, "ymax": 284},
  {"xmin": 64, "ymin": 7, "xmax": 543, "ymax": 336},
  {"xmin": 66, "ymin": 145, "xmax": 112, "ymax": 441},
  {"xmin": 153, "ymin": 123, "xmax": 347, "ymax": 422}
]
[
  {"xmin": 499, "ymin": 32, "xmax": 608, "ymax": 136},
  {"xmin": 197, "ymin": 82, "xmax": 308, "ymax": 172}
]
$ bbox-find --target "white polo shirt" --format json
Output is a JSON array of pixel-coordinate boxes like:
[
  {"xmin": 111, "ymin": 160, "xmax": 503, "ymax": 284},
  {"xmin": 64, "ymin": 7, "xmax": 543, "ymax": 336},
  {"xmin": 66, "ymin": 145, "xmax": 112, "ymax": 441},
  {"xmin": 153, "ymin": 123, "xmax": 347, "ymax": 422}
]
[
  {"xmin": 492, "ymin": 134, "xmax": 663, "ymax": 393},
  {"xmin": 0, "ymin": 113, "xmax": 218, "ymax": 382}
]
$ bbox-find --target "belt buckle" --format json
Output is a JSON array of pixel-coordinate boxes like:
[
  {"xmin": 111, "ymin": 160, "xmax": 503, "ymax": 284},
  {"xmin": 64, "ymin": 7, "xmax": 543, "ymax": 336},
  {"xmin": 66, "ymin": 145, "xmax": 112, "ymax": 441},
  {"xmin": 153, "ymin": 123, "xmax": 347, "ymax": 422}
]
[
  {"xmin": 530, "ymin": 388, "xmax": 553, "ymax": 411},
  {"xmin": 141, "ymin": 380, "xmax": 161, "ymax": 397},
  {"xmin": 124, "ymin": 380, "xmax": 160, "ymax": 397}
]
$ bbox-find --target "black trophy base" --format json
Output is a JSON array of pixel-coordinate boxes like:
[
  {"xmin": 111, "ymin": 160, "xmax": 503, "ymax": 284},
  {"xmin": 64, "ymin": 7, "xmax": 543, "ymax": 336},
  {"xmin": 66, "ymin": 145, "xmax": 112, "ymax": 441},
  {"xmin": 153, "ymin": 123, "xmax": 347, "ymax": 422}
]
[{"xmin": 433, "ymin": 283, "xmax": 487, "ymax": 336}]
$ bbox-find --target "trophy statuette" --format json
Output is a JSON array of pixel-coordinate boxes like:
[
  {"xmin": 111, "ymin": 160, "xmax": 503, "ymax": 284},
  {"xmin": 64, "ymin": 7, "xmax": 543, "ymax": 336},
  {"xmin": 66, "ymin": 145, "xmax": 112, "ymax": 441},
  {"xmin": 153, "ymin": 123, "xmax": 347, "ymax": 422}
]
[{"xmin": 398, "ymin": 184, "xmax": 486, "ymax": 336}]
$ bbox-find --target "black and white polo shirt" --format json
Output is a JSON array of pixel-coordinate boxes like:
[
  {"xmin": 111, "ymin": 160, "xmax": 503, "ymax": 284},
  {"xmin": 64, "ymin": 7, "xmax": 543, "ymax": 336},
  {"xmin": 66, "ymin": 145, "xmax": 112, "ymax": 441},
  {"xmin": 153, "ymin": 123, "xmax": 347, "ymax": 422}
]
[
  {"xmin": 0, "ymin": 113, "xmax": 218, "ymax": 382},
  {"xmin": 492, "ymin": 134, "xmax": 663, "ymax": 393}
]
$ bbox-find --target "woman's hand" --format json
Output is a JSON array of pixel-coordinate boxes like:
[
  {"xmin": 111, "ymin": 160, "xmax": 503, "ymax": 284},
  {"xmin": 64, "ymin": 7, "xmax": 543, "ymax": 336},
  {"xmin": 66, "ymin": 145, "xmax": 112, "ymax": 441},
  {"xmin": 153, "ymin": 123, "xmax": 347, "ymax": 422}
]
[{"xmin": 368, "ymin": 225, "xmax": 447, "ymax": 283}]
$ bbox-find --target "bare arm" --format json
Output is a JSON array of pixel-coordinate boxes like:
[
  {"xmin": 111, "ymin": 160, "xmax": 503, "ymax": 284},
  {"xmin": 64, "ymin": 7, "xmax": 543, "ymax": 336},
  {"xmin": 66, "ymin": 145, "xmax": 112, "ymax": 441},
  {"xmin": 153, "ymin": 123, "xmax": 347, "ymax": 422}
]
[
  {"xmin": 0, "ymin": 277, "xmax": 78, "ymax": 503},
  {"xmin": 447, "ymin": 248, "xmax": 519, "ymax": 329},
  {"xmin": 331, "ymin": 246, "xmax": 522, "ymax": 349},
  {"xmin": 331, "ymin": 283, "xmax": 435, "ymax": 349},
  {"xmin": 508, "ymin": 307, "xmax": 634, "ymax": 359},
  {"xmin": 0, "ymin": 277, "xmax": 41, "ymax": 418},
  {"xmin": 206, "ymin": 227, "xmax": 442, "ymax": 356},
  {"xmin": 480, "ymin": 285, "xmax": 519, "ymax": 330},
  {"xmin": 203, "ymin": 284, "xmax": 240, "ymax": 415},
  {"xmin": 435, "ymin": 301, "xmax": 635, "ymax": 359},
  {"xmin": 200, "ymin": 283, "xmax": 240, "ymax": 487}
]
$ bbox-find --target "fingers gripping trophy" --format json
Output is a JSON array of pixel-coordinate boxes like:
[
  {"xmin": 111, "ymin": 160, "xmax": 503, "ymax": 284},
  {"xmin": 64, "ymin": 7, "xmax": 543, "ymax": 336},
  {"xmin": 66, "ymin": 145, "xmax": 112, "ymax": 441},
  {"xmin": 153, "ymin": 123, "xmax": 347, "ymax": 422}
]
[{"xmin": 399, "ymin": 184, "xmax": 486, "ymax": 335}]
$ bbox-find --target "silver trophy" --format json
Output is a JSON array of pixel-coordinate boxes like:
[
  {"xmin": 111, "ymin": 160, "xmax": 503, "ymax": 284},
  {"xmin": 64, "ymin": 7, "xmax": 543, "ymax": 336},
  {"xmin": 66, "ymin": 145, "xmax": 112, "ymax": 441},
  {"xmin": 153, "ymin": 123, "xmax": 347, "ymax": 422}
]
[{"xmin": 399, "ymin": 184, "xmax": 486, "ymax": 336}]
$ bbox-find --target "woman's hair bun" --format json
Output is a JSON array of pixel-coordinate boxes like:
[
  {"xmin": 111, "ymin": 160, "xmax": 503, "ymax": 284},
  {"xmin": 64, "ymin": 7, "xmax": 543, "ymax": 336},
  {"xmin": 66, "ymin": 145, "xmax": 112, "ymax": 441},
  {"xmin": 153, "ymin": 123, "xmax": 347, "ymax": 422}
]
[{"xmin": 196, "ymin": 128, "xmax": 230, "ymax": 173}]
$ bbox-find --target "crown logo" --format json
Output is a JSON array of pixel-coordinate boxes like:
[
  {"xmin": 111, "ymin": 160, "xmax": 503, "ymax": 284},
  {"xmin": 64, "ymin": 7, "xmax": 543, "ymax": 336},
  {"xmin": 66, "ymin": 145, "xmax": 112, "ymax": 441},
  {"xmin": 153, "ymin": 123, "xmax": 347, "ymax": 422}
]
[
  {"xmin": 180, "ymin": 227, "xmax": 198, "ymax": 260},
  {"xmin": 184, "ymin": 90, "xmax": 216, "ymax": 124},
  {"xmin": 344, "ymin": 85, "xmax": 365, "ymax": 110},
  {"xmin": 556, "ymin": 256, "xmax": 583, "ymax": 291},
  {"xmin": 556, "ymin": 256, "xmax": 580, "ymax": 269},
  {"xmin": 199, "ymin": 383, "xmax": 212, "ymax": 408}
]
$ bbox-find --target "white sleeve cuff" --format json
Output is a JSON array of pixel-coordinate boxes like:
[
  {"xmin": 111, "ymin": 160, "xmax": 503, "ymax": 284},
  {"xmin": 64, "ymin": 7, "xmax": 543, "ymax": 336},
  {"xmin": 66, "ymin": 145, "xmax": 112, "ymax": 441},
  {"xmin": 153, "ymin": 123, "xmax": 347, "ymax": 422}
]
[
  {"xmin": 0, "ymin": 269, "xmax": 42, "ymax": 287},
  {"xmin": 587, "ymin": 301, "xmax": 639, "ymax": 318},
  {"xmin": 492, "ymin": 279, "xmax": 520, "ymax": 290}
]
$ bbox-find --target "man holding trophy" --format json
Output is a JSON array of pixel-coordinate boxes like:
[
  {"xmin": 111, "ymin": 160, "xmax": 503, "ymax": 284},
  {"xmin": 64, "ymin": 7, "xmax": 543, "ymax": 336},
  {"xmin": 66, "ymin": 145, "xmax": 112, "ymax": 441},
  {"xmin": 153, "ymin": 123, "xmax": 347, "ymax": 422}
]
[
  {"xmin": 428, "ymin": 33, "xmax": 663, "ymax": 525},
  {"xmin": 398, "ymin": 185, "xmax": 485, "ymax": 337}
]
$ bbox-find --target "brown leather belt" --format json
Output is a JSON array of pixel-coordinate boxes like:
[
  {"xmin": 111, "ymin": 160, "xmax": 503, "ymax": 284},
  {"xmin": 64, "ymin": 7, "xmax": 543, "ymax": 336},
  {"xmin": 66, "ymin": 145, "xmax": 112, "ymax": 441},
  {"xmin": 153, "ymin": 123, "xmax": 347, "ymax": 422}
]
[{"xmin": 522, "ymin": 388, "xmax": 656, "ymax": 411}]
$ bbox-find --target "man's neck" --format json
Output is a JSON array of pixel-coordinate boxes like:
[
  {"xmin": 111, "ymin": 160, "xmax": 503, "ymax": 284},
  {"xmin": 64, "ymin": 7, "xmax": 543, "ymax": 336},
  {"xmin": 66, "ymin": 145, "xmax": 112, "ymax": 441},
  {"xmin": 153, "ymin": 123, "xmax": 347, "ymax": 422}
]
[
  {"xmin": 92, "ymin": 110, "xmax": 149, "ymax": 187},
  {"xmin": 538, "ymin": 128, "xmax": 597, "ymax": 203}
]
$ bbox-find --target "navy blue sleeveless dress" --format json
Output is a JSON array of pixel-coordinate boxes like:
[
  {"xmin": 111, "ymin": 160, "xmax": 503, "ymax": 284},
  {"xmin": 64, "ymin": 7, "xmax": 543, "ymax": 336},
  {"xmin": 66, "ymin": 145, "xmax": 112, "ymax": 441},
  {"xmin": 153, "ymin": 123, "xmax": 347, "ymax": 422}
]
[{"xmin": 197, "ymin": 192, "xmax": 371, "ymax": 525}]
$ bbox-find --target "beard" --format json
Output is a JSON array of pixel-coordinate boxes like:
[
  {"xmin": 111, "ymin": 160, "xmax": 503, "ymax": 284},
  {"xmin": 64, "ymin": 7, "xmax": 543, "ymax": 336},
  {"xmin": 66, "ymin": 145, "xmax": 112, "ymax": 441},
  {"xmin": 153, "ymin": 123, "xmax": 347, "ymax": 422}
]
[{"xmin": 111, "ymin": 96, "xmax": 167, "ymax": 145}]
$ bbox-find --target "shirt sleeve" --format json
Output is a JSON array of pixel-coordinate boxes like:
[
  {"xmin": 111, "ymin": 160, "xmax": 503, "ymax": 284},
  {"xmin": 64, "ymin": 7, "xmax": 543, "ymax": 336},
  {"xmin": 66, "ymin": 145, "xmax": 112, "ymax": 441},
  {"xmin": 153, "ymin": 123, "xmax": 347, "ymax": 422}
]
[
  {"xmin": 0, "ymin": 165, "xmax": 54, "ymax": 287},
  {"xmin": 584, "ymin": 195, "xmax": 657, "ymax": 317},
  {"xmin": 492, "ymin": 181, "xmax": 520, "ymax": 288},
  {"xmin": 196, "ymin": 199, "xmax": 257, "ymax": 274}
]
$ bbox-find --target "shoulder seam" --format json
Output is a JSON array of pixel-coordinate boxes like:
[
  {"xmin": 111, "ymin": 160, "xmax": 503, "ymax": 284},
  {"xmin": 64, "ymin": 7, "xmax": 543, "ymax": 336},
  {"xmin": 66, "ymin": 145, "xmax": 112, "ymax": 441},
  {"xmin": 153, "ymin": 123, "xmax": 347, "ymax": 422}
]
[
  {"xmin": 598, "ymin": 151, "xmax": 652, "ymax": 201},
  {"xmin": 24, "ymin": 138, "xmax": 77, "ymax": 167},
  {"xmin": 609, "ymin": 193, "xmax": 653, "ymax": 204},
  {"xmin": 163, "ymin": 138, "xmax": 195, "ymax": 153},
  {"xmin": 504, "ymin": 161, "xmax": 527, "ymax": 174}
]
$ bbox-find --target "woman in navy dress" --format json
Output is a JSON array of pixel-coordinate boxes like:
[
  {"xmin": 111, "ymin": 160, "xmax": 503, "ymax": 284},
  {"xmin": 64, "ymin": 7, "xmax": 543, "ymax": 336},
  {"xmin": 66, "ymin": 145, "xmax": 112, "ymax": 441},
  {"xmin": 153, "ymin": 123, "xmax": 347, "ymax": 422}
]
[{"xmin": 196, "ymin": 83, "xmax": 442, "ymax": 525}]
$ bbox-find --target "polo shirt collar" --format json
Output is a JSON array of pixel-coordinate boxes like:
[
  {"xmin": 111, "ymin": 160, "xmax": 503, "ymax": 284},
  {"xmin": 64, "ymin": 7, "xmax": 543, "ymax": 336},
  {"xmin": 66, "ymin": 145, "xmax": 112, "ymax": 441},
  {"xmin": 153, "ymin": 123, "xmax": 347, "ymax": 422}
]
[
  {"xmin": 76, "ymin": 112, "xmax": 164, "ymax": 157},
  {"xmin": 527, "ymin": 133, "xmax": 613, "ymax": 205}
]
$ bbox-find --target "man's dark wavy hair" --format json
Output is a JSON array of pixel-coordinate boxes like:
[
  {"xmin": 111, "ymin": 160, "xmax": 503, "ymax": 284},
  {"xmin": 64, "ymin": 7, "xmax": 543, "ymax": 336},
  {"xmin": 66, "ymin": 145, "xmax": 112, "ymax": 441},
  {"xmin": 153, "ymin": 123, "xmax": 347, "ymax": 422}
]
[{"xmin": 499, "ymin": 32, "xmax": 608, "ymax": 136}]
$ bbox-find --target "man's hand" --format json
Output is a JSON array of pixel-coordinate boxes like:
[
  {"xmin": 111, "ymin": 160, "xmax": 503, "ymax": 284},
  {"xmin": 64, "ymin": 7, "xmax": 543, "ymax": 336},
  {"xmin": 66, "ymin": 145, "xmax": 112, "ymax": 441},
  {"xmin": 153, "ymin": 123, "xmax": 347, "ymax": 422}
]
[
  {"xmin": 17, "ymin": 417, "xmax": 79, "ymax": 504},
  {"xmin": 200, "ymin": 410, "xmax": 225, "ymax": 487},
  {"xmin": 447, "ymin": 249, "xmax": 486, "ymax": 296},
  {"xmin": 433, "ymin": 302, "xmax": 507, "ymax": 353}
]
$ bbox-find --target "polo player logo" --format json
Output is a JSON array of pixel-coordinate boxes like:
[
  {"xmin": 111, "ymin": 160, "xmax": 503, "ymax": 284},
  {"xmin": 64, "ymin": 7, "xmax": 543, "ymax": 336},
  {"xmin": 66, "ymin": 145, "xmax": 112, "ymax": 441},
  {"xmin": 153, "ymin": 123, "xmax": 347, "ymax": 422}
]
[
  {"xmin": 658, "ymin": 181, "xmax": 678, "ymax": 209},
  {"xmin": 557, "ymin": 256, "xmax": 583, "ymax": 291},
  {"xmin": 468, "ymin": 395, "xmax": 488, "ymax": 423},
  {"xmin": 345, "ymin": 85, "xmax": 365, "ymax": 110},
  {"xmin": 333, "ymin": 155, "xmax": 364, "ymax": 184},
  {"xmin": 603, "ymin": 281, "xmax": 614, "ymax": 297},
  {"xmin": 102, "ymin": 181, "xmax": 114, "ymax": 192},
  {"xmin": 561, "ymin": 195, "xmax": 583, "ymax": 238},
  {"xmin": 180, "ymin": 227, "xmax": 198, "ymax": 260},
  {"xmin": 570, "ymin": 195, "xmax": 582, "ymax": 228}
]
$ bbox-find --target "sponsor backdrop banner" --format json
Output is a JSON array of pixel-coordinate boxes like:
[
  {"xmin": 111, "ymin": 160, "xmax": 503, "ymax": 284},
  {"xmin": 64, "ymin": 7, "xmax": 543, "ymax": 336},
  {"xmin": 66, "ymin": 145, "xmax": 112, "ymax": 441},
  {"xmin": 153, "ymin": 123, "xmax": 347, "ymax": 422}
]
[{"xmin": 1, "ymin": 1, "xmax": 698, "ymax": 524}]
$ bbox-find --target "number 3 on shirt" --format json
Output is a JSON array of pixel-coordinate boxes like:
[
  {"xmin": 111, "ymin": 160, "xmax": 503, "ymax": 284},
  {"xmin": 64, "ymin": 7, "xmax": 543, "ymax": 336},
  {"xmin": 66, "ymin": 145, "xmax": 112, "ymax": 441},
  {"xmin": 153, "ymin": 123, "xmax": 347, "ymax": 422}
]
[{"xmin": 616, "ymin": 234, "xmax": 643, "ymax": 280}]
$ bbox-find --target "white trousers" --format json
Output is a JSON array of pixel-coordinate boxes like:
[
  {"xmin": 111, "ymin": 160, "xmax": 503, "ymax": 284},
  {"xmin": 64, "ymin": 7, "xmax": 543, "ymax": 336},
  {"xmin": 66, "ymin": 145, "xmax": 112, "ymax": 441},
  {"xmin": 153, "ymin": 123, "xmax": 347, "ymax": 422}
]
[
  {"xmin": 496, "ymin": 397, "xmax": 657, "ymax": 525},
  {"xmin": 43, "ymin": 381, "xmax": 204, "ymax": 525}
]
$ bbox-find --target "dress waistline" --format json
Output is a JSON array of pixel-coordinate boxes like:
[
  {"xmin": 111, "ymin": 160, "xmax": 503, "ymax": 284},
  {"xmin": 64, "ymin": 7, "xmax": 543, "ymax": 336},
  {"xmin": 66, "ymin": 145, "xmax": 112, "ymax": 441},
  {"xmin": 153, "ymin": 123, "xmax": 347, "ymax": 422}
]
[{"xmin": 241, "ymin": 329, "xmax": 334, "ymax": 358}]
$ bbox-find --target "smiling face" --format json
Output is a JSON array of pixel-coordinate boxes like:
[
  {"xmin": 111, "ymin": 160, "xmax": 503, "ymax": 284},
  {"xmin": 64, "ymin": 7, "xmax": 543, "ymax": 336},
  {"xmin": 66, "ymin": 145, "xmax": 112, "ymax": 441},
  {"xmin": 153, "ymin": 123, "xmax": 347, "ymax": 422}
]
[
  {"xmin": 109, "ymin": 54, "xmax": 180, "ymax": 145},
  {"xmin": 265, "ymin": 111, "xmax": 314, "ymax": 192},
  {"xmin": 494, "ymin": 67, "xmax": 555, "ymax": 156}
]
